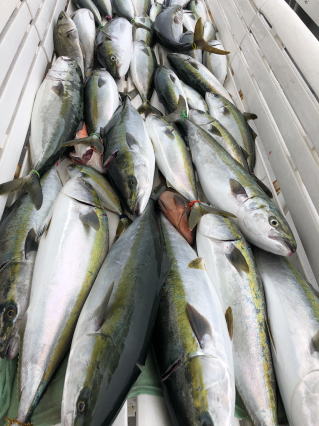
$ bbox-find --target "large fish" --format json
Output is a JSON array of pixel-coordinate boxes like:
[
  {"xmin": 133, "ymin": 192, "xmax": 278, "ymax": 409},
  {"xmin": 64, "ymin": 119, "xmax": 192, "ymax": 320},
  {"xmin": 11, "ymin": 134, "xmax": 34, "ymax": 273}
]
[
  {"xmin": 154, "ymin": 66, "xmax": 189, "ymax": 114},
  {"xmin": 54, "ymin": 12, "xmax": 84, "ymax": 77},
  {"xmin": 145, "ymin": 114, "xmax": 197, "ymax": 201},
  {"xmin": 61, "ymin": 203, "xmax": 162, "ymax": 426},
  {"xmin": 170, "ymin": 111, "xmax": 296, "ymax": 255},
  {"xmin": 154, "ymin": 215, "xmax": 235, "ymax": 426},
  {"xmin": 96, "ymin": 18, "xmax": 133, "ymax": 80},
  {"xmin": 130, "ymin": 41, "xmax": 157, "ymax": 109},
  {"xmin": 73, "ymin": 0, "xmax": 102, "ymax": 24},
  {"xmin": 72, "ymin": 9, "xmax": 96, "ymax": 78},
  {"xmin": 84, "ymin": 69, "xmax": 120, "ymax": 134},
  {"xmin": 102, "ymin": 97, "xmax": 155, "ymax": 215},
  {"xmin": 154, "ymin": 7, "xmax": 228, "ymax": 54},
  {"xmin": 197, "ymin": 214, "xmax": 278, "ymax": 426},
  {"xmin": 12, "ymin": 173, "xmax": 110, "ymax": 424},
  {"xmin": 0, "ymin": 57, "xmax": 83, "ymax": 209},
  {"xmin": 168, "ymin": 53, "xmax": 232, "ymax": 101},
  {"xmin": 206, "ymin": 92, "xmax": 257, "ymax": 172},
  {"xmin": 255, "ymin": 250, "xmax": 319, "ymax": 426},
  {"xmin": 0, "ymin": 166, "xmax": 63, "ymax": 360}
]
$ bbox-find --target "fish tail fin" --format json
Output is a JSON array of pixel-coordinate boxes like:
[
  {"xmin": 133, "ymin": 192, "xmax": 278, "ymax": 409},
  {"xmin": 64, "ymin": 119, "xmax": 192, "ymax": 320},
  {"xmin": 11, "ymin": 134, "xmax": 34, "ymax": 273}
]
[
  {"xmin": 138, "ymin": 101, "xmax": 162, "ymax": 117},
  {"xmin": 0, "ymin": 170, "xmax": 43, "ymax": 210},
  {"xmin": 194, "ymin": 18, "xmax": 230, "ymax": 55},
  {"xmin": 165, "ymin": 96, "xmax": 188, "ymax": 123},
  {"xmin": 62, "ymin": 134, "xmax": 104, "ymax": 154}
]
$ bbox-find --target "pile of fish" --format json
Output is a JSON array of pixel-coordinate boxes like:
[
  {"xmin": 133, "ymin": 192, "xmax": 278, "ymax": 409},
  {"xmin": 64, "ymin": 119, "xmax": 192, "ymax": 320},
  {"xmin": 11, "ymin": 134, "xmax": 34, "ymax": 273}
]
[{"xmin": 0, "ymin": 0, "xmax": 318, "ymax": 425}]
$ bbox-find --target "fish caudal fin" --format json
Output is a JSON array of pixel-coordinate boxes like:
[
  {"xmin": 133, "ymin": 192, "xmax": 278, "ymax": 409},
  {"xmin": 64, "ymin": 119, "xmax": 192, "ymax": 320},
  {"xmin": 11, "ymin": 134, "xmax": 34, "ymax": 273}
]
[{"xmin": 194, "ymin": 18, "xmax": 230, "ymax": 55}]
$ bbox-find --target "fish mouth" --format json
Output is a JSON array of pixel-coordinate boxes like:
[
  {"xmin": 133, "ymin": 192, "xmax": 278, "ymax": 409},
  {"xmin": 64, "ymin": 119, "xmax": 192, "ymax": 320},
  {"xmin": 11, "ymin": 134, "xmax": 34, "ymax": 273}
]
[{"xmin": 269, "ymin": 235, "xmax": 297, "ymax": 256}]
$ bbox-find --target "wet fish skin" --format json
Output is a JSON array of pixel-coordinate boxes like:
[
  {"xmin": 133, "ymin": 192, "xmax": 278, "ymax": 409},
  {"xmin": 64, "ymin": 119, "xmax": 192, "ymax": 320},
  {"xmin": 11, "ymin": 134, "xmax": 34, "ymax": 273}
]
[
  {"xmin": 72, "ymin": 9, "xmax": 96, "ymax": 78},
  {"xmin": 134, "ymin": 17, "xmax": 153, "ymax": 45},
  {"xmin": 130, "ymin": 41, "xmax": 157, "ymax": 103},
  {"xmin": 179, "ymin": 117, "xmax": 296, "ymax": 255},
  {"xmin": 93, "ymin": 0, "xmax": 112, "ymax": 16},
  {"xmin": 180, "ymin": 82, "xmax": 208, "ymax": 112},
  {"xmin": 0, "ymin": 167, "xmax": 63, "ymax": 360},
  {"xmin": 203, "ymin": 40, "xmax": 228, "ymax": 84},
  {"xmin": 154, "ymin": 215, "xmax": 235, "ymax": 426},
  {"xmin": 73, "ymin": 0, "xmax": 102, "ymax": 24},
  {"xmin": 206, "ymin": 92, "xmax": 256, "ymax": 172},
  {"xmin": 84, "ymin": 69, "xmax": 120, "ymax": 134},
  {"xmin": 132, "ymin": 0, "xmax": 151, "ymax": 16},
  {"xmin": 145, "ymin": 114, "xmax": 197, "ymax": 201},
  {"xmin": 150, "ymin": 1, "xmax": 163, "ymax": 22},
  {"xmin": 154, "ymin": 65, "xmax": 189, "ymax": 114},
  {"xmin": 61, "ymin": 202, "xmax": 162, "ymax": 426},
  {"xmin": 255, "ymin": 250, "xmax": 319, "ymax": 426},
  {"xmin": 102, "ymin": 97, "xmax": 155, "ymax": 215},
  {"xmin": 188, "ymin": 109, "xmax": 249, "ymax": 170},
  {"xmin": 30, "ymin": 56, "xmax": 83, "ymax": 172},
  {"xmin": 96, "ymin": 18, "xmax": 133, "ymax": 80},
  {"xmin": 197, "ymin": 214, "xmax": 278, "ymax": 426},
  {"xmin": 168, "ymin": 53, "xmax": 232, "ymax": 101},
  {"xmin": 14, "ymin": 175, "xmax": 110, "ymax": 423},
  {"xmin": 111, "ymin": 0, "xmax": 135, "ymax": 20},
  {"xmin": 164, "ymin": 0, "xmax": 191, "ymax": 7},
  {"xmin": 190, "ymin": 0, "xmax": 209, "ymax": 23},
  {"xmin": 54, "ymin": 12, "xmax": 84, "ymax": 77}
]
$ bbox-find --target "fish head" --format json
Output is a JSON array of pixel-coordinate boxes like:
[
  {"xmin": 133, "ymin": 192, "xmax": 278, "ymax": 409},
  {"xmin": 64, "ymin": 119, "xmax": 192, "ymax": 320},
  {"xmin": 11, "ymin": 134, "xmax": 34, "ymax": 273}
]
[
  {"xmin": 104, "ymin": 50, "xmax": 122, "ymax": 80},
  {"xmin": 239, "ymin": 196, "xmax": 297, "ymax": 255},
  {"xmin": 172, "ymin": 5, "xmax": 184, "ymax": 24}
]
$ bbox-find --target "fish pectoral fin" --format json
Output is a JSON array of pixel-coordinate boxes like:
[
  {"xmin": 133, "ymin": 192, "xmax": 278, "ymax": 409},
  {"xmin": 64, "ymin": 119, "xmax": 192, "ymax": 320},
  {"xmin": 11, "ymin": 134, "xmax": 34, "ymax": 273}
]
[
  {"xmin": 243, "ymin": 112, "xmax": 258, "ymax": 121},
  {"xmin": 225, "ymin": 243, "xmax": 249, "ymax": 275},
  {"xmin": 188, "ymin": 257, "xmax": 205, "ymax": 270},
  {"xmin": 311, "ymin": 330, "xmax": 319, "ymax": 353},
  {"xmin": 229, "ymin": 179, "xmax": 248, "ymax": 202},
  {"xmin": 24, "ymin": 229, "xmax": 38, "ymax": 257},
  {"xmin": 164, "ymin": 96, "xmax": 188, "ymax": 123},
  {"xmin": 126, "ymin": 132, "xmax": 140, "ymax": 148},
  {"xmin": 225, "ymin": 307, "xmax": 233, "ymax": 340},
  {"xmin": 80, "ymin": 210, "xmax": 100, "ymax": 230},
  {"xmin": 186, "ymin": 303, "xmax": 212, "ymax": 350},
  {"xmin": 51, "ymin": 81, "xmax": 64, "ymax": 97},
  {"xmin": 0, "ymin": 172, "xmax": 43, "ymax": 210}
]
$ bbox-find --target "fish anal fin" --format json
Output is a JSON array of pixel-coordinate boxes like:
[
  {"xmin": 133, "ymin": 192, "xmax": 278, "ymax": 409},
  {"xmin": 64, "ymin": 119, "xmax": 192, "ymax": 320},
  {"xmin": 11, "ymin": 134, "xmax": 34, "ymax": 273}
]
[
  {"xmin": 80, "ymin": 210, "xmax": 100, "ymax": 230},
  {"xmin": 186, "ymin": 303, "xmax": 212, "ymax": 349},
  {"xmin": 225, "ymin": 307, "xmax": 233, "ymax": 339}
]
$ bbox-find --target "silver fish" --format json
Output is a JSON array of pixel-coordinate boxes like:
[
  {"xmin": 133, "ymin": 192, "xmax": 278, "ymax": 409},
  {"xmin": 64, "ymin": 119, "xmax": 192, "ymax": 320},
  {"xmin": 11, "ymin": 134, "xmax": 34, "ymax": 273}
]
[{"xmin": 72, "ymin": 9, "xmax": 96, "ymax": 78}]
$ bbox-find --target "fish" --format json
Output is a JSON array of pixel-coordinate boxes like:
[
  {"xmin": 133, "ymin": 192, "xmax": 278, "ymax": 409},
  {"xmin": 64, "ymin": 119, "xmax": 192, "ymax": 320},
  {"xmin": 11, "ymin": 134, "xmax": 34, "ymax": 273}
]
[
  {"xmin": 54, "ymin": 12, "xmax": 84, "ymax": 77},
  {"xmin": 169, "ymin": 106, "xmax": 296, "ymax": 255},
  {"xmin": 72, "ymin": 9, "xmax": 96, "ymax": 78},
  {"xmin": 158, "ymin": 190, "xmax": 194, "ymax": 244},
  {"xmin": 132, "ymin": 0, "xmax": 152, "ymax": 16},
  {"xmin": 168, "ymin": 53, "xmax": 232, "ymax": 101},
  {"xmin": 92, "ymin": 0, "xmax": 112, "ymax": 17},
  {"xmin": 197, "ymin": 214, "xmax": 278, "ymax": 426},
  {"xmin": 180, "ymin": 81, "xmax": 208, "ymax": 112},
  {"xmin": 84, "ymin": 69, "xmax": 120, "ymax": 134},
  {"xmin": 0, "ymin": 57, "xmax": 83, "ymax": 209},
  {"xmin": 153, "ymin": 215, "xmax": 235, "ymax": 426},
  {"xmin": 102, "ymin": 97, "xmax": 155, "ymax": 215},
  {"xmin": 145, "ymin": 114, "xmax": 197, "ymax": 201},
  {"xmin": 12, "ymin": 173, "xmax": 110, "ymax": 424},
  {"xmin": 96, "ymin": 18, "xmax": 133, "ymax": 80},
  {"xmin": 61, "ymin": 202, "xmax": 163, "ymax": 426},
  {"xmin": 206, "ymin": 92, "xmax": 257, "ymax": 172},
  {"xmin": 203, "ymin": 40, "xmax": 228, "ymax": 85},
  {"xmin": 188, "ymin": 109, "xmax": 249, "ymax": 170},
  {"xmin": 190, "ymin": 0, "xmax": 209, "ymax": 23},
  {"xmin": 130, "ymin": 41, "xmax": 157, "ymax": 110},
  {"xmin": 134, "ymin": 17, "xmax": 153, "ymax": 45},
  {"xmin": 73, "ymin": 0, "xmax": 102, "ymax": 24},
  {"xmin": 255, "ymin": 250, "xmax": 319, "ymax": 426},
  {"xmin": 154, "ymin": 8, "xmax": 229, "ymax": 54},
  {"xmin": 154, "ymin": 65, "xmax": 189, "ymax": 114},
  {"xmin": 0, "ymin": 166, "xmax": 63, "ymax": 360}
]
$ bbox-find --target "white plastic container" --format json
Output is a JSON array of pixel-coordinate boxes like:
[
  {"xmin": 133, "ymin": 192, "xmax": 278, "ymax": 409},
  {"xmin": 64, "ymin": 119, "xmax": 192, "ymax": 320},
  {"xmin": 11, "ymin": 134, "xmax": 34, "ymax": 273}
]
[{"xmin": 1, "ymin": 0, "xmax": 318, "ymax": 425}]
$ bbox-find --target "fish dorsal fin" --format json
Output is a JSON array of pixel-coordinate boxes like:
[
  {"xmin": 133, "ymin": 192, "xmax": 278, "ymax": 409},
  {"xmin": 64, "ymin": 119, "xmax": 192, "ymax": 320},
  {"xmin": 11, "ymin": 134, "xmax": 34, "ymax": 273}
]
[
  {"xmin": 229, "ymin": 179, "xmax": 248, "ymax": 202},
  {"xmin": 186, "ymin": 303, "xmax": 212, "ymax": 349},
  {"xmin": 51, "ymin": 81, "xmax": 64, "ymax": 97},
  {"xmin": 80, "ymin": 210, "xmax": 100, "ymax": 230},
  {"xmin": 188, "ymin": 257, "xmax": 205, "ymax": 270},
  {"xmin": 311, "ymin": 330, "xmax": 319, "ymax": 353},
  {"xmin": 24, "ymin": 228, "xmax": 38, "ymax": 257},
  {"xmin": 226, "ymin": 243, "xmax": 249, "ymax": 275},
  {"xmin": 225, "ymin": 307, "xmax": 233, "ymax": 339}
]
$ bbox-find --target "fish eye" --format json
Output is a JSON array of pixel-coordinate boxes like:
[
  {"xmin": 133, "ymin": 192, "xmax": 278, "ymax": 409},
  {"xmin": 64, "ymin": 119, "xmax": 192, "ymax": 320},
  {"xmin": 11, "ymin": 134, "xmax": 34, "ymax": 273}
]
[
  {"xmin": 77, "ymin": 400, "xmax": 86, "ymax": 414},
  {"xmin": 110, "ymin": 55, "xmax": 117, "ymax": 62},
  {"xmin": 269, "ymin": 216, "xmax": 279, "ymax": 228},
  {"xmin": 5, "ymin": 305, "xmax": 17, "ymax": 321}
]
